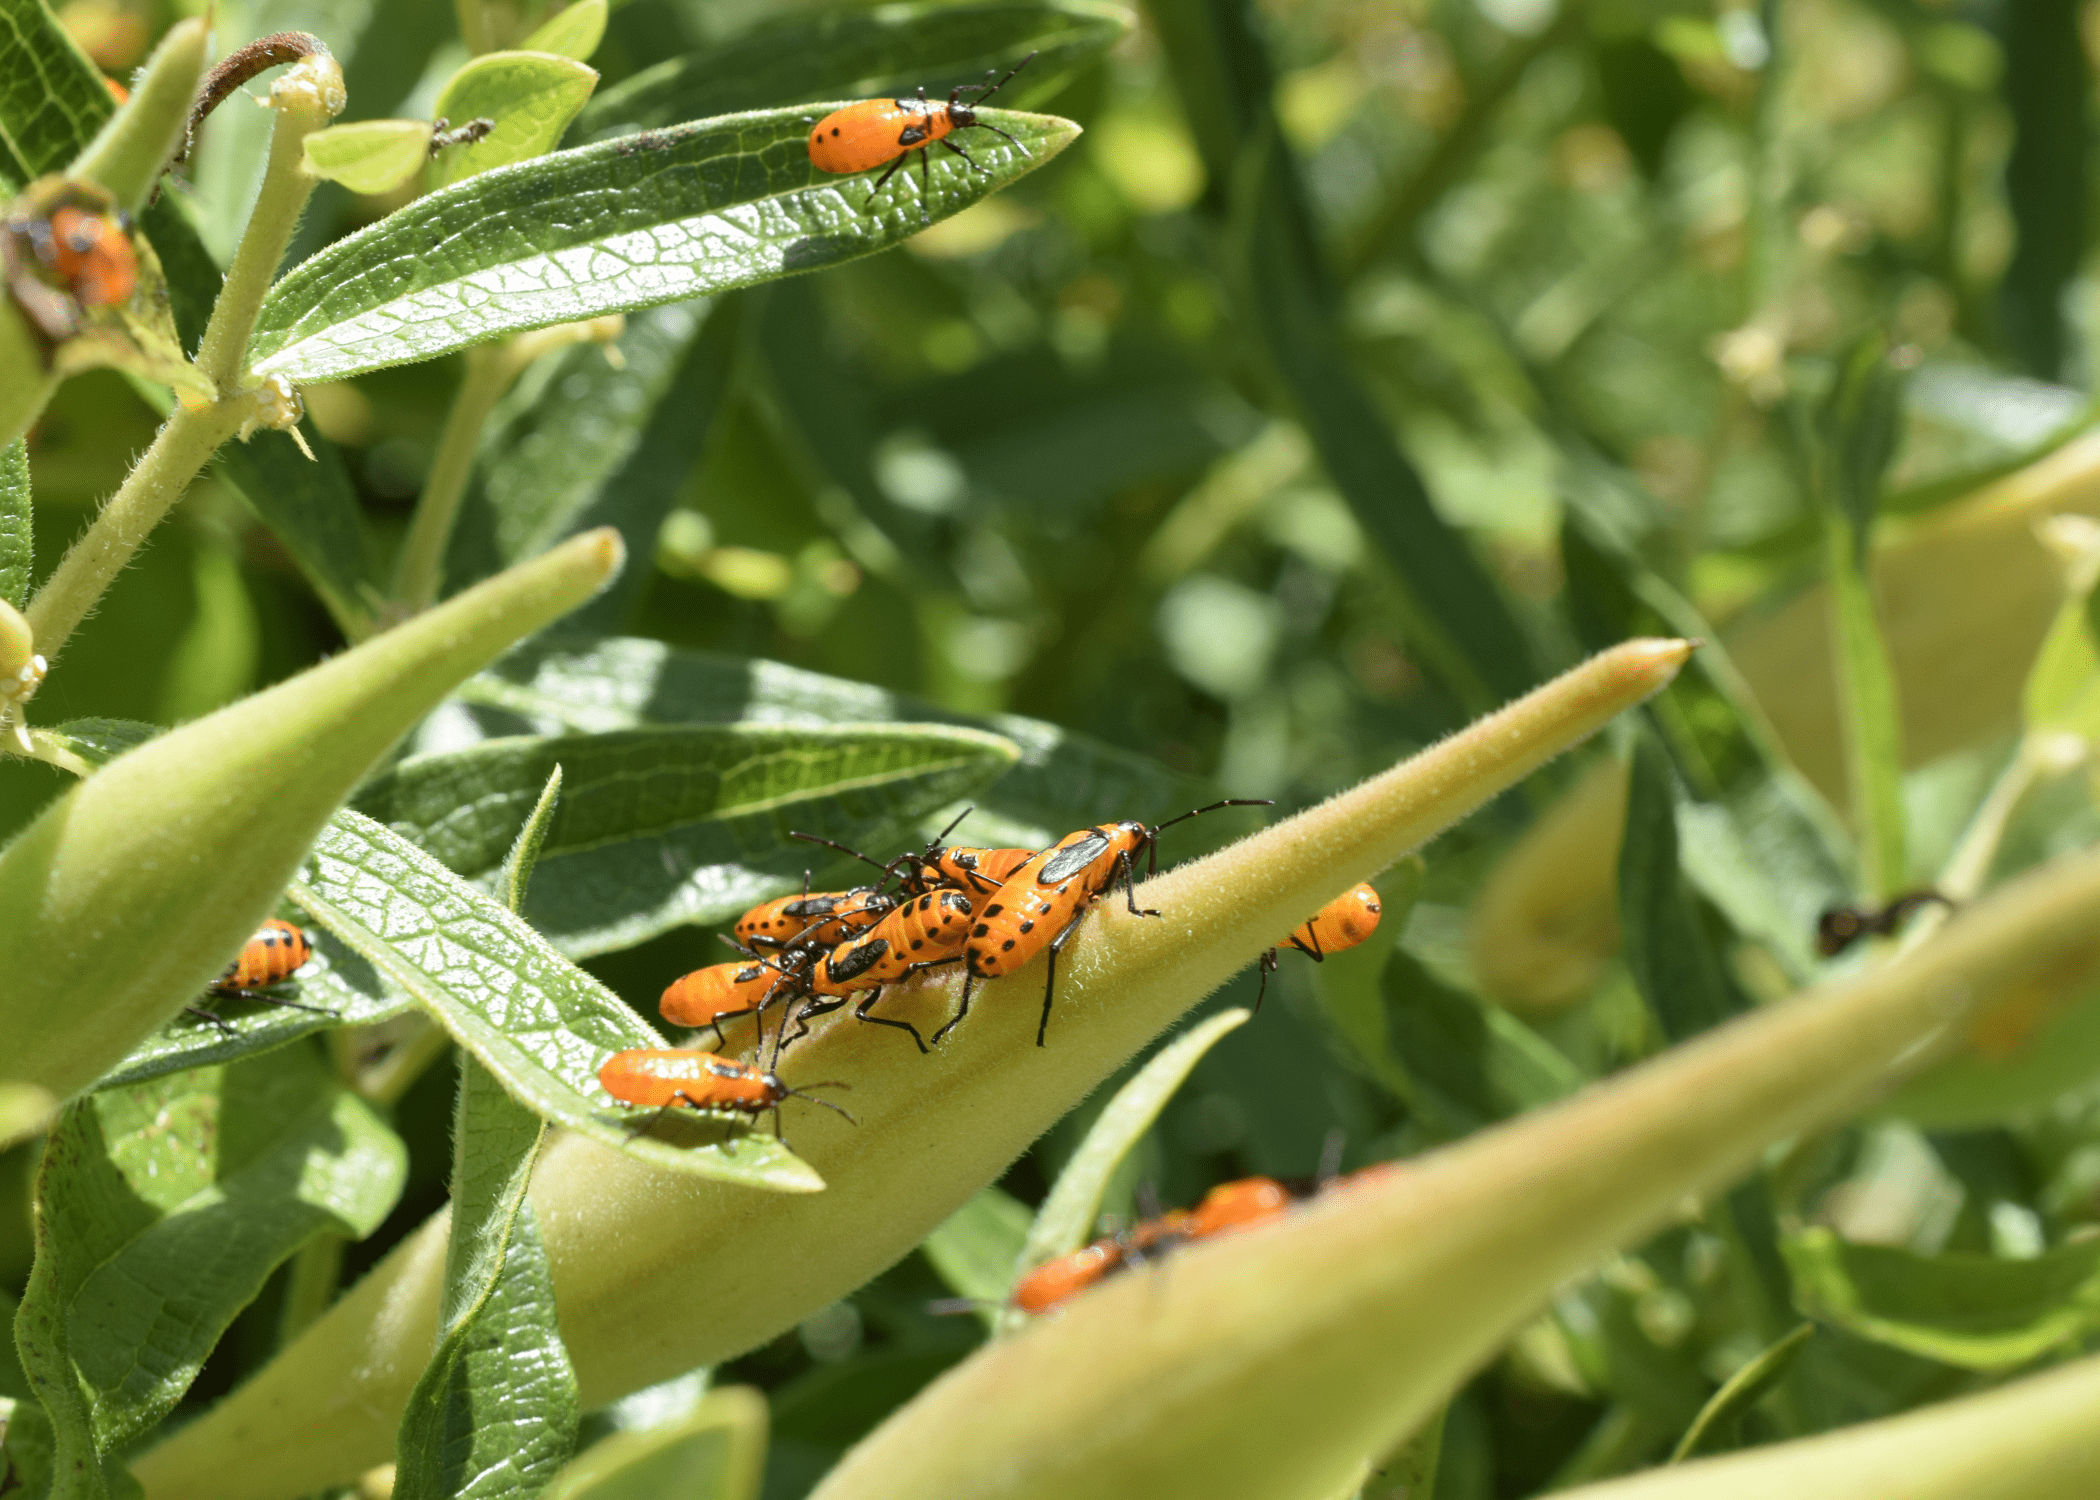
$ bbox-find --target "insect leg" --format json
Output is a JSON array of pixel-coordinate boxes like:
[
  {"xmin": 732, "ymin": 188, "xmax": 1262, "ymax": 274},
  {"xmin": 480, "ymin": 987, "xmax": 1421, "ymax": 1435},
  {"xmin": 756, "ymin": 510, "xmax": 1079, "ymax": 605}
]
[
  {"xmin": 1119, "ymin": 850, "xmax": 1160, "ymax": 918},
  {"xmin": 184, "ymin": 1004, "xmax": 238, "ymax": 1037},
  {"xmin": 853, "ymin": 988, "xmax": 929, "ymax": 1054},
  {"xmin": 931, "ymin": 972, "xmax": 976, "ymax": 1046},
  {"xmin": 940, "ymin": 137, "xmax": 987, "ymax": 176},
  {"xmin": 868, "ymin": 153, "xmax": 907, "ymax": 202},
  {"xmin": 1254, "ymin": 949, "xmax": 1276, "ymax": 1014},
  {"xmin": 1038, "ymin": 911, "xmax": 1089, "ymax": 1047},
  {"xmin": 975, "ymin": 122, "xmax": 1031, "ymax": 158},
  {"xmin": 917, "ymin": 147, "xmax": 932, "ymax": 223}
]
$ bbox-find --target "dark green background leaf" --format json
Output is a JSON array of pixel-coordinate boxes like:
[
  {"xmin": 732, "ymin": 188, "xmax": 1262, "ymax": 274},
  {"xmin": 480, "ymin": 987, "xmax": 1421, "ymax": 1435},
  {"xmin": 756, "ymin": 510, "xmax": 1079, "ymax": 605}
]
[{"xmin": 352, "ymin": 722, "xmax": 1020, "ymax": 957}]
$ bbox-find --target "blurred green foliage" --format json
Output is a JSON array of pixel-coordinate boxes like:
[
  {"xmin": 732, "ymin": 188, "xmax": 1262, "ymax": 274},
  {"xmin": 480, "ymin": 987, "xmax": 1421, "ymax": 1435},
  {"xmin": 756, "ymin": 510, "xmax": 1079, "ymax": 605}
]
[{"xmin": 14, "ymin": 0, "xmax": 2100, "ymax": 1494}]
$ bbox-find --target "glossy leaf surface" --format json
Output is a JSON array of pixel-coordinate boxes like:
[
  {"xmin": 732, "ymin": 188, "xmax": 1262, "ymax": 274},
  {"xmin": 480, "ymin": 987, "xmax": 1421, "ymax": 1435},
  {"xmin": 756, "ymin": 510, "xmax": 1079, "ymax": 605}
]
[
  {"xmin": 291, "ymin": 811, "xmax": 822, "ymax": 1190},
  {"xmin": 352, "ymin": 722, "xmax": 1019, "ymax": 957},
  {"xmin": 248, "ymin": 107, "xmax": 1078, "ymax": 382}
]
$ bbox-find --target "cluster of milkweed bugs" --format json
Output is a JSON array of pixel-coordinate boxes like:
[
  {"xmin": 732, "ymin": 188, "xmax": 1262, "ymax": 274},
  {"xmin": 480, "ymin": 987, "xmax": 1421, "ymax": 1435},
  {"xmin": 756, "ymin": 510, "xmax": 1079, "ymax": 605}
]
[{"xmin": 599, "ymin": 800, "xmax": 1403, "ymax": 1148}]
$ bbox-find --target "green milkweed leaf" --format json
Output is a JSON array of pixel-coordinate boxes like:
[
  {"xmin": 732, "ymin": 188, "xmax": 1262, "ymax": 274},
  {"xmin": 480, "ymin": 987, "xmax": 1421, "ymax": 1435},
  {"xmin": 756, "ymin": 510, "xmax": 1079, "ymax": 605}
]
[
  {"xmin": 290, "ymin": 810, "xmax": 823, "ymax": 1191},
  {"xmin": 303, "ymin": 118, "xmax": 437, "ymax": 195},
  {"xmin": 0, "ymin": 0, "xmax": 115, "ymax": 186},
  {"xmin": 246, "ymin": 107, "xmax": 1079, "ymax": 383},
  {"xmin": 522, "ymin": 0, "xmax": 607, "ymax": 63},
  {"xmin": 1783, "ymin": 1227, "xmax": 2100, "ymax": 1370},
  {"xmin": 923, "ymin": 1187, "xmax": 1034, "ymax": 1323},
  {"xmin": 452, "ymin": 636, "xmax": 1242, "ymax": 855},
  {"xmin": 351, "ymin": 722, "xmax": 1020, "ymax": 958},
  {"xmin": 579, "ymin": 0, "xmax": 1128, "ymax": 139},
  {"xmin": 1, "ymin": 437, "xmax": 26, "ymax": 609},
  {"xmin": 1013, "ymin": 1009, "xmax": 1251, "ymax": 1292},
  {"xmin": 394, "ymin": 1057, "xmax": 579, "ymax": 1500},
  {"xmin": 13, "ymin": 1044, "xmax": 407, "ymax": 1500},
  {"xmin": 1668, "ymin": 1322, "xmax": 1813, "ymax": 1462},
  {"xmin": 500, "ymin": 764, "xmax": 564, "ymax": 915},
  {"xmin": 1376, "ymin": 945, "xmax": 1584, "ymax": 1139},
  {"xmin": 543, "ymin": 1387, "xmax": 767, "ymax": 1500},
  {"xmin": 448, "ymin": 296, "xmax": 743, "ymax": 623},
  {"xmin": 427, "ymin": 51, "xmax": 599, "ymax": 190}
]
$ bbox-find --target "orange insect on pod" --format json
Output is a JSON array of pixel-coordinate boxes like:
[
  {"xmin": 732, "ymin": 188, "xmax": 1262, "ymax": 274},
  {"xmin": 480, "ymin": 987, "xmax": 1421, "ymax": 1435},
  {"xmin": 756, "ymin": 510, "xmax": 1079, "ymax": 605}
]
[
  {"xmin": 736, "ymin": 887, "xmax": 896, "ymax": 953},
  {"xmin": 924, "ymin": 844, "xmax": 1035, "ymax": 895},
  {"xmin": 213, "ymin": 918, "xmax": 312, "ymax": 993},
  {"xmin": 39, "ymin": 205, "xmax": 137, "ymax": 308},
  {"xmin": 1187, "ymin": 1177, "xmax": 1295, "ymax": 1240},
  {"xmin": 1009, "ymin": 1240, "xmax": 1121, "ymax": 1315},
  {"xmin": 659, "ymin": 960, "xmax": 784, "ymax": 1044},
  {"xmin": 597, "ymin": 1048, "xmax": 855, "ymax": 1135},
  {"xmin": 1256, "ymin": 883, "xmax": 1382, "ymax": 1011},
  {"xmin": 789, "ymin": 889, "xmax": 977, "ymax": 1055},
  {"xmin": 942, "ymin": 799, "xmax": 1271, "ymax": 1048}
]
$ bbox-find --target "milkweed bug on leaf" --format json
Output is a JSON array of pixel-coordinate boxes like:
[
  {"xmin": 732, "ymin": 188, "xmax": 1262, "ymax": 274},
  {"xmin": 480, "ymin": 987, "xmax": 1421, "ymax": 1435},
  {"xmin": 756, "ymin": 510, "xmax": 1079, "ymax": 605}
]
[
  {"xmin": 597, "ymin": 1047, "xmax": 855, "ymax": 1143},
  {"xmin": 807, "ymin": 53, "xmax": 1035, "ymax": 222},
  {"xmin": 186, "ymin": 918, "xmax": 336, "ymax": 1035}
]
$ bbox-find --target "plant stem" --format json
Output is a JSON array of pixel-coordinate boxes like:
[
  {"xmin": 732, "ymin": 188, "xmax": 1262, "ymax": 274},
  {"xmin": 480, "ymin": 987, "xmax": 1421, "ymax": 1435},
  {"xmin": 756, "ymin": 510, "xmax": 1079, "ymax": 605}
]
[
  {"xmin": 23, "ymin": 401, "xmax": 243, "ymax": 667},
  {"xmin": 357, "ymin": 1015, "xmax": 453, "ymax": 1107},
  {"xmin": 0, "ymin": 301, "xmax": 59, "ymax": 454},
  {"xmin": 392, "ymin": 345, "xmax": 516, "ymax": 614},
  {"xmin": 278, "ymin": 1234, "xmax": 344, "ymax": 1347},
  {"xmin": 193, "ymin": 67, "xmax": 336, "ymax": 393}
]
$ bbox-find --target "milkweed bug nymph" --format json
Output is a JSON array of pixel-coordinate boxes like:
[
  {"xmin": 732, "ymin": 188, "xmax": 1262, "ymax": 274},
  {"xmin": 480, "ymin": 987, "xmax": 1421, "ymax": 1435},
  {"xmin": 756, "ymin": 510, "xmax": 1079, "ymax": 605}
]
[
  {"xmin": 1255, "ymin": 883, "xmax": 1382, "ymax": 1010},
  {"xmin": 186, "ymin": 918, "xmax": 336, "ymax": 1035},
  {"xmin": 1815, "ymin": 889, "xmax": 1952, "ymax": 957},
  {"xmin": 807, "ymin": 52, "xmax": 1036, "ymax": 221},
  {"xmin": 659, "ymin": 958, "xmax": 797, "ymax": 1047},
  {"xmin": 597, "ymin": 1047, "xmax": 855, "ymax": 1143},
  {"xmin": 940, "ymin": 799, "xmax": 1273, "ymax": 1048},
  {"xmin": 735, "ymin": 884, "xmax": 895, "ymax": 955},
  {"xmin": 781, "ymin": 888, "xmax": 977, "ymax": 1055}
]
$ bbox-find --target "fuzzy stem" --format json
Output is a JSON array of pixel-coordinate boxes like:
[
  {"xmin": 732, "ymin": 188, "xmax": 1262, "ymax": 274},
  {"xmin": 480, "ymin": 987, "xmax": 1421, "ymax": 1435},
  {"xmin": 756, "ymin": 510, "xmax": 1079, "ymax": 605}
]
[
  {"xmin": 392, "ymin": 345, "xmax": 517, "ymax": 615},
  {"xmin": 193, "ymin": 62, "xmax": 338, "ymax": 393},
  {"xmin": 0, "ymin": 302, "xmax": 58, "ymax": 454},
  {"xmin": 23, "ymin": 401, "xmax": 243, "ymax": 667}
]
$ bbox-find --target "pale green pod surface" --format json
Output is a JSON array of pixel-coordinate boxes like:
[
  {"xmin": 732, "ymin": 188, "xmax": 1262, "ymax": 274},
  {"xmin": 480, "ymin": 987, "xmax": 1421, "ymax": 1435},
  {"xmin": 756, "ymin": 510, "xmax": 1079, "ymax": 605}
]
[
  {"xmin": 807, "ymin": 836, "xmax": 2100, "ymax": 1500},
  {"xmin": 0, "ymin": 529, "xmax": 624, "ymax": 1101},
  {"xmin": 66, "ymin": 18, "xmax": 208, "ymax": 211},
  {"xmin": 129, "ymin": 639, "xmax": 1694, "ymax": 1500}
]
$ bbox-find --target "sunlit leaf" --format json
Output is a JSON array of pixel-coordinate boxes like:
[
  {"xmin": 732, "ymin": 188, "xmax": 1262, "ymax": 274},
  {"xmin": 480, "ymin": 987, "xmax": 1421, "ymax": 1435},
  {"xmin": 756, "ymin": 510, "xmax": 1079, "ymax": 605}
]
[
  {"xmin": 1668, "ymin": 1323, "xmax": 1812, "ymax": 1462},
  {"xmin": 291, "ymin": 811, "xmax": 823, "ymax": 1191},
  {"xmin": 248, "ymin": 108, "xmax": 1078, "ymax": 382},
  {"xmin": 303, "ymin": 118, "xmax": 436, "ymax": 194},
  {"xmin": 352, "ymin": 722, "xmax": 1020, "ymax": 957},
  {"xmin": 521, "ymin": 0, "xmax": 607, "ymax": 64},
  {"xmin": 394, "ymin": 1058, "xmax": 579, "ymax": 1500},
  {"xmin": 428, "ymin": 51, "xmax": 598, "ymax": 190},
  {"xmin": 1015, "ymin": 1009, "xmax": 1250, "ymax": 1281}
]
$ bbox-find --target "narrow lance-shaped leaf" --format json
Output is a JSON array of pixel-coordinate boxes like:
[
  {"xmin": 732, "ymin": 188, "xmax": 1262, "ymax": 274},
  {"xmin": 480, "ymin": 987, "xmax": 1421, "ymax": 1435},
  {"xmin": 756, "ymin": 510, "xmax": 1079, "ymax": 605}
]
[
  {"xmin": 292, "ymin": 810, "xmax": 822, "ymax": 1191},
  {"xmin": 1782, "ymin": 1226, "xmax": 2100, "ymax": 1371},
  {"xmin": 452, "ymin": 635, "xmax": 1239, "ymax": 855},
  {"xmin": 1617, "ymin": 735, "xmax": 1738, "ymax": 1045},
  {"xmin": 449, "ymin": 297, "xmax": 742, "ymax": 624},
  {"xmin": 501, "ymin": 764, "xmax": 564, "ymax": 915},
  {"xmin": 579, "ymin": 0, "xmax": 1129, "ymax": 138},
  {"xmin": 247, "ymin": 107, "xmax": 1080, "ymax": 383},
  {"xmin": 1668, "ymin": 1324, "xmax": 1813, "ymax": 1463},
  {"xmin": 542, "ymin": 1387, "xmax": 768, "ymax": 1500},
  {"xmin": 352, "ymin": 722, "xmax": 1021, "ymax": 957},
  {"xmin": 14, "ymin": 1045, "xmax": 406, "ymax": 1500},
  {"xmin": 0, "ymin": 530, "xmax": 622, "ymax": 1101},
  {"xmin": 127, "ymin": 642, "xmax": 1694, "ymax": 1500},
  {"xmin": 1012, "ymin": 1009, "xmax": 1251, "ymax": 1288},
  {"xmin": 394, "ymin": 1058, "xmax": 579, "ymax": 1500}
]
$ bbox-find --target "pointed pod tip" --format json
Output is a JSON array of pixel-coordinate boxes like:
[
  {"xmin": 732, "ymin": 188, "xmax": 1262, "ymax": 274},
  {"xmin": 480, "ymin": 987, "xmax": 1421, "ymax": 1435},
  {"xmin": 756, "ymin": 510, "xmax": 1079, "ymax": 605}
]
[
  {"xmin": 1611, "ymin": 635, "xmax": 1698, "ymax": 686},
  {"xmin": 564, "ymin": 526, "xmax": 627, "ymax": 587}
]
